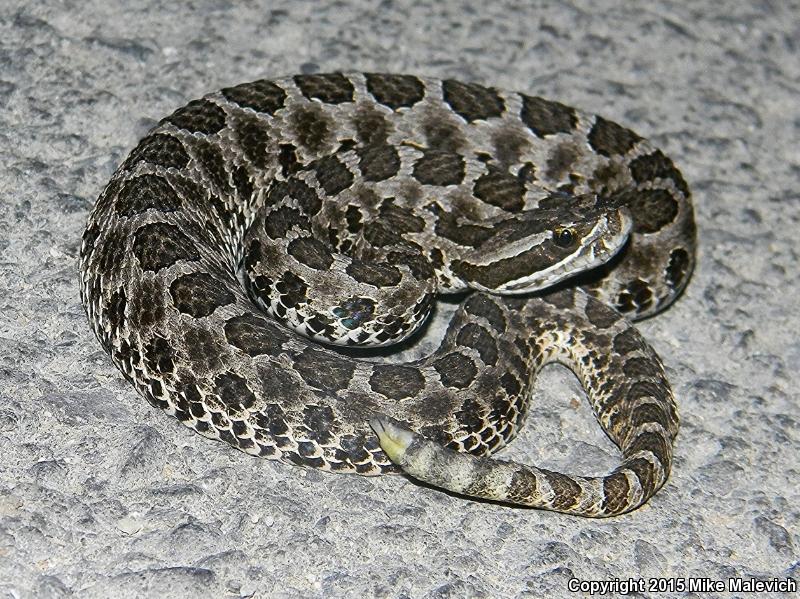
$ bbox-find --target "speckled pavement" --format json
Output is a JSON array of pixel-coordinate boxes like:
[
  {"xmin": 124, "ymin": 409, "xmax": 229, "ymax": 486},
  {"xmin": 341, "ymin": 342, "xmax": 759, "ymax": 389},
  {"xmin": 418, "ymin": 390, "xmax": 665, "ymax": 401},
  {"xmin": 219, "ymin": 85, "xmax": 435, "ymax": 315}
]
[{"xmin": 0, "ymin": 1, "xmax": 797, "ymax": 597}]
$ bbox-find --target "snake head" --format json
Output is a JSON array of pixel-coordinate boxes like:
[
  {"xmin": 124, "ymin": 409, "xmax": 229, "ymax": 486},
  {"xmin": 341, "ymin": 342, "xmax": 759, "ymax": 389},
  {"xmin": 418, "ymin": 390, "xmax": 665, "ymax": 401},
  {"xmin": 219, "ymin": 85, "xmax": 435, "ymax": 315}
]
[{"xmin": 453, "ymin": 192, "xmax": 633, "ymax": 294}]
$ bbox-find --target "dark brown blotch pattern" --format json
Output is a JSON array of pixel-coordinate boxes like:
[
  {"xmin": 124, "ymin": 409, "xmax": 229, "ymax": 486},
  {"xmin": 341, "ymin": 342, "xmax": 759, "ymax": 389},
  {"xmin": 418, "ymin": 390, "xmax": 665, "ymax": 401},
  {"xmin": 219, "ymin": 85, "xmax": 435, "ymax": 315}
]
[
  {"xmin": 365, "ymin": 73, "xmax": 425, "ymax": 109},
  {"xmin": 629, "ymin": 401, "xmax": 672, "ymax": 431},
  {"xmin": 442, "ymin": 80, "xmax": 504, "ymax": 122},
  {"xmin": 124, "ymin": 133, "xmax": 190, "ymax": 170},
  {"xmin": 413, "ymin": 150, "xmax": 465, "ymax": 186},
  {"xmin": 452, "ymin": 243, "xmax": 562, "ymax": 290},
  {"xmin": 628, "ymin": 150, "xmax": 690, "ymax": 196},
  {"xmin": 356, "ymin": 144, "xmax": 401, "ymax": 181},
  {"xmin": 422, "ymin": 111, "xmax": 466, "ymax": 150},
  {"xmin": 345, "ymin": 261, "xmax": 402, "ymax": 287},
  {"xmin": 168, "ymin": 174, "xmax": 225, "ymax": 223},
  {"xmin": 127, "ymin": 278, "xmax": 165, "ymax": 331},
  {"xmin": 601, "ymin": 471, "xmax": 631, "ymax": 514},
  {"xmin": 300, "ymin": 405, "xmax": 336, "ymax": 444},
  {"xmin": 193, "ymin": 139, "xmax": 232, "ymax": 196},
  {"xmin": 82, "ymin": 75, "xmax": 689, "ymax": 514},
  {"xmin": 132, "ymin": 222, "xmax": 200, "ymax": 272},
  {"xmin": 163, "ymin": 99, "xmax": 227, "ymax": 135},
  {"xmin": 543, "ymin": 470, "xmax": 583, "ymax": 511},
  {"xmin": 287, "ymin": 237, "xmax": 335, "ymax": 270},
  {"xmin": 106, "ymin": 287, "xmax": 127, "ymax": 332},
  {"xmin": 506, "ymin": 469, "xmax": 537, "ymax": 503},
  {"xmin": 519, "ymin": 95, "xmax": 577, "ymax": 137},
  {"xmin": 618, "ymin": 188, "xmax": 679, "ymax": 234},
  {"xmin": 433, "ymin": 210, "xmax": 494, "ymax": 248},
  {"xmin": 624, "ymin": 457, "xmax": 659, "ymax": 498},
  {"xmin": 453, "ymin": 398, "xmax": 486, "ymax": 434},
  {"xmin": 473, "ymin": 166, "xmax": 526, "ymax": 212},
  {"xmin": 583, "ymin": 297, "xmax": 621, "ymax": 329},
  {"xmin": 252, "ymin": 402, "xmax": 289, "ymax": 436},
  {"xmin": 499, "ymin": 372, "xmax": 522, "ymax": 397},
  {"xmin": 183, "ymin": 326, "xmax": 227, "ymax": 373},
  {"xmin": 463, "ymin": 294, "xmax": 507, "ymax": 332},
  {"xmin": 369, "ymin": 365, "xmax": 426, "ymax": 400},
  {"xmin": 347, "ymin": 105, "xmax": 389, "ymax": 148},
  {"xmin": 293, "ymin": 347, "xmax": 356, "ymax": 392},
  {"xmin": 275, "ymin": 271, "xmax": 309, "ymax": 310},
  {"xmin": 231, "ymin": 165, "xmax": 253, "ymax": 203},
  {"xmin": 267, "ymin": 178, "xmax": 321, "ymax": 215},
  {"xmin": 611, "ymin": 327, "xmax": 643, "ymax": 356},
  {"xmin": 231, "ymin": 114, "xmax": 273, "ymax": 169},
  {"xmin": 263, "ymin": 205, "xmax": 309, "ymax": 239},
  {"xmin": 432, "ymin": 352, "xmax": 478, "ymax": 388},
  {"xmin": 87, "ymin": 257, "xmax": 117, "ymax": 311},
  {"xmin": 627, "ymin": 379, "xmax": 671, "ymax": 409},
  {"xmin": 622, "ymin": 356, "xmax": 659, "ymax": 379},
  {"xmin": 312, "ymin": 155, "xmax": 354, "ymax": 196},
  {"xmin": 616, "ymin": 279, "xmax": 654, "ymax": 314},
  {"xmin": 224, "ymin": 313, "xmax": 289, "ymax": 356},
  {"xmin": 169, "ymin": 272, "xmax": 235, "ymax": 317},
  {"xmin": 377, "ymin": 198, "xmax": 425, "ymax": 235},
  {"xmin": 338, "ymin": 432, "xmax": 375, "ymax": 466},
  {"xmin": 456, "ymin": 323, "xmax": 498, "ymax": 366},
  {"xmin": 666, "ymin": 248, "xmax": 691, "ymax": 290},
  {"xmin": 386, "ymin": 249, "xmax": 433, "ymax": 281},
  {"xmin": 540, "ymin": 289, "xmax": 577, "ymax": 311},
  {"xmin": 545, "ymin": 141, "xmax": 581, "ymax": 181},
  {"xmin": 214, "ymin": 371, "xmax": 257, "ymax": 411},
  {"xmin": 294, "ymin": 73, "xmax": 355, "ymax": 104},
  {"xmin": 626, "ymin": 432, "xmax": 671, "ymax": 466},
  {"xmin": 115, "ymin": 175, "xmax": 182, "ymax": 217},
  {"xmin": 289, "ymin": 104, "xmax": 333, "ymax": 153},
  {"xmin": 221, "ymin": 79, "xmax": 287, "ymax": 114},
  {"xmin": 587, "ymin": 116, "xmax": 643, "ymax": 157}
]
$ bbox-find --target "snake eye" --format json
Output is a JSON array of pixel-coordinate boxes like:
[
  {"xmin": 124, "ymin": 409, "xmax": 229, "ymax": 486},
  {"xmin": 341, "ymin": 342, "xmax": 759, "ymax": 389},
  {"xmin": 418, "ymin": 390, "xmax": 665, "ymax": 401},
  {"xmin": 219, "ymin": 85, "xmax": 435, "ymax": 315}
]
[{"xmin": 553, "ymin": 228, "xmax": 576, "ymax": 248}]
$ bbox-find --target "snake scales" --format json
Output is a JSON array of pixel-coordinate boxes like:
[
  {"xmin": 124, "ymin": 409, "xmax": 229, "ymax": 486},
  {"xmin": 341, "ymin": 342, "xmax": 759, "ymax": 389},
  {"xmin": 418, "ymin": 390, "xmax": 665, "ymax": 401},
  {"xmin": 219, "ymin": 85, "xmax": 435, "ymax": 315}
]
[{"xmin": 79, "ymin": 73, "xmax": 695, "ymax": 517}]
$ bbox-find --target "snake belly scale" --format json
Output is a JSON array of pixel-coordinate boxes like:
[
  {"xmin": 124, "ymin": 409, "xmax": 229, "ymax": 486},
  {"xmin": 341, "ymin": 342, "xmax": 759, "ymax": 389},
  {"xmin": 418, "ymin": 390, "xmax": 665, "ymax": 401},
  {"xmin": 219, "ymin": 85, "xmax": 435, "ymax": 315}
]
[{"xmin": 79, "ymin": 73, "xmax": 695, "ymax": 517}]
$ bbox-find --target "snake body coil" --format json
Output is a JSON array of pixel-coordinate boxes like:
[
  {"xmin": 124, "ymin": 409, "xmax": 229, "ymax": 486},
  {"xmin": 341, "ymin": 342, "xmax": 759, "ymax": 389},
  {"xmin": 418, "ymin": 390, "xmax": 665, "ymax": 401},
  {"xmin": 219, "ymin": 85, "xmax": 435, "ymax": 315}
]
[{"xmin": 80, "ymin": 73, "xmax": 695, "ymax": 516}]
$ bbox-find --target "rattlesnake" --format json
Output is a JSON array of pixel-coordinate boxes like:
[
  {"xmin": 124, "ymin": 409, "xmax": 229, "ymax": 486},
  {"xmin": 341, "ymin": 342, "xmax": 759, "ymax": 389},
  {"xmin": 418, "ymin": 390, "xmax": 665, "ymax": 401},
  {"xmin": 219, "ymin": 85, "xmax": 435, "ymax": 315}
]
[{"xmin": 79, "ymin": 73, "xmax": 695, "ymax": 517}]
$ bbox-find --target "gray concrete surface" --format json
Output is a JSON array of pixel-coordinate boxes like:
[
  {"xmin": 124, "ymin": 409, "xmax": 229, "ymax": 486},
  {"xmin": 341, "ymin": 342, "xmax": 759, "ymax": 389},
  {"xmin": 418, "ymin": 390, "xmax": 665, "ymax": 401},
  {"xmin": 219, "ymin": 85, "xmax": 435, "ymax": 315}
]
[{"xmin": 1, "ymin": 0, "xmax": 798, "ymax": 597}]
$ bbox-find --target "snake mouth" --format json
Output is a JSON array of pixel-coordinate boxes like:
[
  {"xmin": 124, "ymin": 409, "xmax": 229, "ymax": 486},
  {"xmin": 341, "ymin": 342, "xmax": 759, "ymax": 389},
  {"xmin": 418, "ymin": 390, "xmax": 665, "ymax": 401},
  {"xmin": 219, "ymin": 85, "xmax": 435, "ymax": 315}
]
[{"xmin": 495, "ymin": 207, "xmax": 633, "ymax": 294}]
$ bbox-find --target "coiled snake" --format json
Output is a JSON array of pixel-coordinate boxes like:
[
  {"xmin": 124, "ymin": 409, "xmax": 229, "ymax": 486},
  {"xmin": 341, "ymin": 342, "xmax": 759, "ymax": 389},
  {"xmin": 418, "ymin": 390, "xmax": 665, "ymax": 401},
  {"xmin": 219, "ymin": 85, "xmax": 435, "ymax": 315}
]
[{"xmin": 79, "ymin": 73, "xmax": 695, "ymax": 517}]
